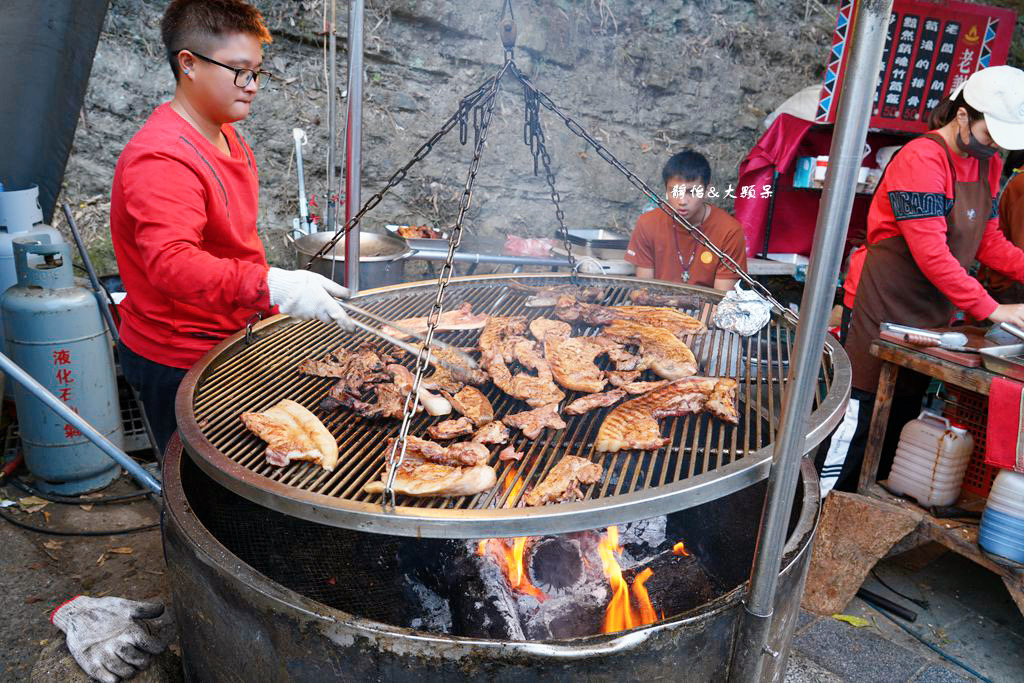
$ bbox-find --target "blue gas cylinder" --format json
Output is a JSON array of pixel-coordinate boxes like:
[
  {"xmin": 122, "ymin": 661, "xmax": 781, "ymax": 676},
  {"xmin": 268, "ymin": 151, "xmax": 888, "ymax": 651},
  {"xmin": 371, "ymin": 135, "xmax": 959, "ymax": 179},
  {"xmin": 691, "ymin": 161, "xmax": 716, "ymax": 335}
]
[{"xmin": 1, "ymin": 236, "xmax": 123, "ymax": 493}]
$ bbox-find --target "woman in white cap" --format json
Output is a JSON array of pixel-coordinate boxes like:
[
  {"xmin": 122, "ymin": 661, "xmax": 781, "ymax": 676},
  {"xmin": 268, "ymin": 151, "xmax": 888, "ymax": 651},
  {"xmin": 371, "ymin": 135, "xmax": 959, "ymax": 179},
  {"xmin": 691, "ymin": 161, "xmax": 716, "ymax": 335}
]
[{"xmin": 818, "ymin": 65, "xmax": 1024, "ymax": 496}]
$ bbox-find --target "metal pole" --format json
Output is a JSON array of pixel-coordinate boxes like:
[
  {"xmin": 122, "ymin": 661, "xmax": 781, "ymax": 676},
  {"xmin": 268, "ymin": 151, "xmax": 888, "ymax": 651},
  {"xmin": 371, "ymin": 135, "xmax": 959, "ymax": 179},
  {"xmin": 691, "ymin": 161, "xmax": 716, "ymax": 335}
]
[
  {"xmin": 293, "ymin": 128, "xmax": 311, "ymax": 234},
  {"xmin": 326, "ymin": 0, "xmax": 337, "ymax": 272},
  {"xmin": 61, "ymin": 201, "xmax": 163, "ymax": 462},
  {"xmin": 730, "ymin": 2, "xmax": 892, "ymax": 680},
  {"xmin": 343, "ymin": 0, "xmax": 364, "ymax": 294},
  {"xmin": 0, "ymin": 350, "xmax": 162, "ymax": 495}
]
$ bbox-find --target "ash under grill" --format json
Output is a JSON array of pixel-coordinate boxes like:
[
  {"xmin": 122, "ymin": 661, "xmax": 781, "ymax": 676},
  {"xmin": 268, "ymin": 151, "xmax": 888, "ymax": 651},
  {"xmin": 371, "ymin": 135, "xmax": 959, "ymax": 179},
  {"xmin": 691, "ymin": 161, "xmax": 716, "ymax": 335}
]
[{"xmin": 177, "ymin": 274, "xmax": 848, "ymax": 538}]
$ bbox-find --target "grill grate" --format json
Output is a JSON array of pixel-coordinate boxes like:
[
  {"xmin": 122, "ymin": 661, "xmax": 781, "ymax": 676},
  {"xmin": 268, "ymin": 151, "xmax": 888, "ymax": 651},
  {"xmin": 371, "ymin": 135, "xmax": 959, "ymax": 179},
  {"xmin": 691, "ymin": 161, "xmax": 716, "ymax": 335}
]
[{"xmin": 178, "ymin": 275, "xmax": 848, "ymax": 538}]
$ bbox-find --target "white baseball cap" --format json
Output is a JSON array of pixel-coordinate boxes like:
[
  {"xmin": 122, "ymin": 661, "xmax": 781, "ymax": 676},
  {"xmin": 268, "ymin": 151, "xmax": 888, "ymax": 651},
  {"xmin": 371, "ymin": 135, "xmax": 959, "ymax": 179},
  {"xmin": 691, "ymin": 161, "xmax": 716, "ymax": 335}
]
[{"xmin": 953, "ymin": 65, "xmax": 1024, "ymax": 150}]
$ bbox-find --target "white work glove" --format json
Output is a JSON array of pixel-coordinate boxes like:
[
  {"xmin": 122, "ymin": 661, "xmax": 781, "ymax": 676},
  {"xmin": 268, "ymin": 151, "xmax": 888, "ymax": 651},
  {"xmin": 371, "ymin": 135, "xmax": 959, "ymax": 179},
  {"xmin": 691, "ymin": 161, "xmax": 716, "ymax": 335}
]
[
  {"xmin": 267, "ymin": 267, "xmax": 354, "ymax": 330},
  {"xmin": 51, "ymin": 595, "xmax": 166, "ymax": 683}
]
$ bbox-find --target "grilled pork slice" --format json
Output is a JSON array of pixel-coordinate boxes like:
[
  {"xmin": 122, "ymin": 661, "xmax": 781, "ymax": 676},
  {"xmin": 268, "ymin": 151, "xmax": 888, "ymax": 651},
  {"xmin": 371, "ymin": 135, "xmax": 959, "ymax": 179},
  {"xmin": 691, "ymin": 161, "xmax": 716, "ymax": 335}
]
[
  {"xmin": 487, "ymin": 358, "xmax": 566, "ymax": 408},
  {"xmin": 387, "ymin": 364, "xmax": 452, "ymax": 416},
  {"xmin": 564, "ymin": 389, "xmax": 626, "ymax": 415},
  {"xmin": 523, "ymin": 456, "xmax": 602, "ymax": 506},
  {"xmin": 602, "ymin": 320, "xmax": 698, "ymax": 380},
  {"xmin": 298, "ymin": 343, "xmax": 393, "ymax": 393},
  {"xmin": 472, "ymin": 420, "xmax": 510, "ymax": 445},
  {"xmin": 382, "ymin": 303, "xmax": 489, "ymax": 339},
  {"xmin": 363, "ymin": 462, "xmax": 497, "ymax": 498},
  {"xmin": 543, "ymin": 335, "xmax": 622, "ymax": 393},
  {"xmin": 498, "ymin": 445, "xmax": 522, "ymax": 461},
  {"xmin": 408, "ymin": 344, "xmax": 487, "ymax": 393},
  {"xmin": 617, "ymin": 379, "xmax": 671, "ymax": 395},
  {"xmin": 427, "ymin": 417, "xmax": 475, "ymax": 440},
  {"xmin": 555, "ymin": 296, "xmax": 706, "ymax": 337},
  {"xmin": 444, "ymin": 386, "xmax": 494, "ymax": 425},
  {"xmin": 628, "ymin": 288, "xmax": 702, "ymax": 309},
  {"xmin": 504, "ymin": 404, "xmax": 567, "ymax": 439},
  {"xmin": 529, "ymin": 317, "xmax": 572, "ymax": 340},
  {"xmin": 241, "ymin": 399, "xmax": 339, "ymax": 471},
  {"xmin": 479, "ymin": 316, "xmax": 529, "ymax": 368},
  {"xmin": 594, "ymin": 377, "xmax": 739, "ymax": 452},
  {"xmin": 509, "ymin": 282, "xmax": 604, "ymax": 307},
  {"xmin": 387, "ymin": 436, "xmax": 489, "ymax": 467}
]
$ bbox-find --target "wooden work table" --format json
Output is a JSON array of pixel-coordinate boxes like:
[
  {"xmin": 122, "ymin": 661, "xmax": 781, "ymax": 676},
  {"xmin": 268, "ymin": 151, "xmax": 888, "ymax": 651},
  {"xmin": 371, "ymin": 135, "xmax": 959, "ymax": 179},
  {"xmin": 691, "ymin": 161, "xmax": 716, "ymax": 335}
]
[{"xmin": 857, "ymin": 339, "xmax": 1023, "ymax": 608}]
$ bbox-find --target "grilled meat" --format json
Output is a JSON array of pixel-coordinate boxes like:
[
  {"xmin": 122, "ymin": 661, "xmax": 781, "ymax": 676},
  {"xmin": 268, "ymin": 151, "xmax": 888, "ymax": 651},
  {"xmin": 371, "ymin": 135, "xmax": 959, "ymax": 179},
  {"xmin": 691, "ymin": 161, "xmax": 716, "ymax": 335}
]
[
  {"xmin": 387, "ymin": 364, "xmax": 452, "ymax": 416},
  {"xmin": 628, "ymin": 288, "xmax": 702, "ymax": 309},
  {"xmin": 601, "ymin": 320, "xmax": 698, "ymax": 379},
  {"xmin": 427, "ymin": 416, "xmax": 475, "ymax": 440},
  {"xmin": 322, "ymin": 380, "xmax": 408, "ymax": 419},
  {"xmin": 509, "ymin": 282, "xmax": 604, "ymax": 307},
  {"xmin": 594, "ymin": 377, "xmax": 739, "ymax": 452},
  {"xmin": 529, "ymin": 317, "xmax": 571, "ymax": 341},
  {"xmin": 523, "ymin": 455, "xmax": 602, "ymax": 506},
  {"xmin": 444, "ymin": 386, "xmax": 494, "ymax": 425},
  {"xmin": 387, "ymin": 435, "xmax": 489, "ymax": 467},
  {"xmin": 555, "ymin": 296, "xmax": 706, "ymax": 337},
  {"xmin": 504, "ymin": 403, "xmax": 566, "ymax": 439},
  {"xmin": 408, "ymin": 344, "xmax": 487, "ymax": 393},
  {"xmin": 498, "ymin": 445, "xmax": 522, "ymax": 462},
  {"xmin": 241, "ymin": 399, "xmax": 339, "ymax": 471},
  {"xmin": 298, "ymin": 343, "xmax": 393, "ymax": 393},
  {"xmin": 479, "ymin": 316, "xmax": 529, "ymax": 367},
  {"xmin": 472, "ymin": 420, "xmax": 510, "ymax": 445},
  {"xmin": 543, "ymin": 335, "xmax": 622, "ymax": 393},
  {"xmin": 487, "ymin": 356, "xmax": 566, "ymax": 408},
  {"xmin": 382, "ymin": 302, "xmax": 489, "ymax": 339},
  {"xmin": 564, "ymin": 389, "xmax": 626, "ymax": 415},
  {"xmin": 616, "ymin": 379, "xmax": 671, "ymax": 395},
  {"xmin": 363, "ymin": 462, "xmax": 497, "ymax": 498},
  {"xmin": 396, "ymin": 225, "xmax": 440, "ymax": 239}
]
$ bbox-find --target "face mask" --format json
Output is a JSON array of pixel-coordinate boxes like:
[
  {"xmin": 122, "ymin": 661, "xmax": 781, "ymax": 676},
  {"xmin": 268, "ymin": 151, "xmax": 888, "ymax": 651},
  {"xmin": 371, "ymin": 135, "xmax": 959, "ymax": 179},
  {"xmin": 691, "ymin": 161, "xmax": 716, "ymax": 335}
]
[{"xmin": 956, "ymin": 125, "xmax": 997, "ymax": 160}]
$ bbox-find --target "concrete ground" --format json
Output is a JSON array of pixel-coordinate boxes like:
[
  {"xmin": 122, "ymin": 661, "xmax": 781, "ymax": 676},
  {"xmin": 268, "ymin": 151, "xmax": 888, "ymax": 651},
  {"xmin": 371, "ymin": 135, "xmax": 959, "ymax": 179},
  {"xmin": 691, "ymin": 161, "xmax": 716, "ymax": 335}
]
[{"xmin": 2, "ymin": 470, "xmax": 1021, "ymax": 682}]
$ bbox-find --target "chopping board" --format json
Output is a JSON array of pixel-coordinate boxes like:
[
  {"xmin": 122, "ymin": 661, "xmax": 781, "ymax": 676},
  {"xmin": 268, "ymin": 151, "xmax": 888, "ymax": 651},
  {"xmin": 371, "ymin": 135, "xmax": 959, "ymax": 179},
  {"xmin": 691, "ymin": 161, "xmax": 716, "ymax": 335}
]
[{"xmin": 879, "ymin": 325, "xmax": 998, "ymax": 367}]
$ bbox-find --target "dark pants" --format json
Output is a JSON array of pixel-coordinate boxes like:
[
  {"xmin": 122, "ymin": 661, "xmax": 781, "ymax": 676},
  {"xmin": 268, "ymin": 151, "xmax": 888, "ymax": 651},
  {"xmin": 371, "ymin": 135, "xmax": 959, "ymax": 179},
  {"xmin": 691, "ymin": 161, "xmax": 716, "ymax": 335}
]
[{"xmin": 118, "ymin": 341, "xmax": 187, "ymax": 459}]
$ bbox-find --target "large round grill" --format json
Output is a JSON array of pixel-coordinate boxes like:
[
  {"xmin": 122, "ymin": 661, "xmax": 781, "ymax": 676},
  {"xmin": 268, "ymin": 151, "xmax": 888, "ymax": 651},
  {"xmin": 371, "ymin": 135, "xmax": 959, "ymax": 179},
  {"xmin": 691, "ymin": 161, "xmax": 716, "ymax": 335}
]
[{"xmin": 176, "ymin": 274, "xmax": 849, "ymax": 537}]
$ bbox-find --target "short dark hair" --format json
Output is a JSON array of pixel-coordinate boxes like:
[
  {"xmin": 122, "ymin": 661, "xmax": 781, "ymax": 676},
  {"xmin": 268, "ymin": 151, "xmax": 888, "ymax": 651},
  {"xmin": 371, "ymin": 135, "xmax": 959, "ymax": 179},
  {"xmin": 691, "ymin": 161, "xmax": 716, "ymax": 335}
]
[
  {"xmin": 161, "ymin": 0, "xmax": 273, "ymax": 81},
  {"xmin": 927, "ymin": 91, "xmax": 984, "ymax": 130},
  {"xmin": 662, "ymin": 150, "xmax": 711, "ymax": 189}
]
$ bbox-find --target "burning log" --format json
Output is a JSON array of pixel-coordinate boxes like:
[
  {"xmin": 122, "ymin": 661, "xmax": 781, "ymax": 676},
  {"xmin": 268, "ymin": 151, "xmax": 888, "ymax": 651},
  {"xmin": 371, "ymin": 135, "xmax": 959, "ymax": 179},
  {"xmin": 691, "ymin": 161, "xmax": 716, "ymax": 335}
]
[{"xmin": 621, "ymin": 548, "xmax": 721, "ymax": 617}]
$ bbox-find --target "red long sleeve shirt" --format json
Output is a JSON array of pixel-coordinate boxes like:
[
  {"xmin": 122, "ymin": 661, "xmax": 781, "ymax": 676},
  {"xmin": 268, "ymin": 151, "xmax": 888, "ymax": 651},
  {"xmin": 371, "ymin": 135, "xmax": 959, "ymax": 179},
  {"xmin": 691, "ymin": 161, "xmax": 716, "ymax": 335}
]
[
  {"xmin": 110, "ymin": 103, "xmax": 272, "ymax": 369},
  {"xmin": 844, "ymin": 134, "xmax": 1024, "ymax": 320}
]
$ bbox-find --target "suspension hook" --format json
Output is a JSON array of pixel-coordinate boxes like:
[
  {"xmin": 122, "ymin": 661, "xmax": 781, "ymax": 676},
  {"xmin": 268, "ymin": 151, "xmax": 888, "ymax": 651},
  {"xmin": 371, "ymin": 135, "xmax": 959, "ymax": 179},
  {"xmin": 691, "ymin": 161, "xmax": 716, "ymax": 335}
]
[{"xmin": 500, "ymin": 18, "xmax": 516, "ymax": 60}]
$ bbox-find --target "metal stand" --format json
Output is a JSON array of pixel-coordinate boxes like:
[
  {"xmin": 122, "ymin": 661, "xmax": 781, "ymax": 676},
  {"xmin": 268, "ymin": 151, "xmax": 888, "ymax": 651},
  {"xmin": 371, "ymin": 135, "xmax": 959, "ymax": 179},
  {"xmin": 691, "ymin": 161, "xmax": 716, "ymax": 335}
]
[
  {"xmin": 343, "ymin": 0, "xmax": 364, "ymax": 294},
  {"xmin": 730, "ymin": 1, "xmax": 893, "ymax": 680}
]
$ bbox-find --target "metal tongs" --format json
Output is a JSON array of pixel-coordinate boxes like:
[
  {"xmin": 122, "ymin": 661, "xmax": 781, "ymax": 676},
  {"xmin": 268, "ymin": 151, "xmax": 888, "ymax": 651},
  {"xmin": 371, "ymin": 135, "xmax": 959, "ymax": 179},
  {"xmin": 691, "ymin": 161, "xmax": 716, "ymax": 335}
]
[
  {"xmin": 333, "ymin": 298, "xmax": 479, "ymax": 372},
  {"xmin": 879, "ymin": 323, "xmax": 973, "ymax": 351}
]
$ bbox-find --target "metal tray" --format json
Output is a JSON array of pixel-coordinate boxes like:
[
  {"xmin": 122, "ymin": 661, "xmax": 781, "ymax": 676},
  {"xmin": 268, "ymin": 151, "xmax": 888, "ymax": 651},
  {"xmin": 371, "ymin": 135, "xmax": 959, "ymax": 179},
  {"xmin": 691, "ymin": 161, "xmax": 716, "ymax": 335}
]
[
  {"xmin": 979, "ymin": 344, "xmax": 1024, "ymax": 382},
  {"xmin": 562, "ymin": 228, "xmax": 630, "ymax": 250},
  {"xmin": 384, "ymin": 224, "xmax": 449, "ymax": 251}
]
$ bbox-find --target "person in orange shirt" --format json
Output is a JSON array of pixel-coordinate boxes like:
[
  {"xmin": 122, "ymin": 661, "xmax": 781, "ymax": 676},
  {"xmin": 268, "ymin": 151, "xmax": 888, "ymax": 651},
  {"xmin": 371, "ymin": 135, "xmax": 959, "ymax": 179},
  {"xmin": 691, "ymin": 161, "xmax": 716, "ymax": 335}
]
[
  {"xmin": 984, "ymin": 149, "xmax": 1024, "ymax": 303},
  {"xmin": 624, "ymin": 150, "xmax": 747, "ymax": 290}
]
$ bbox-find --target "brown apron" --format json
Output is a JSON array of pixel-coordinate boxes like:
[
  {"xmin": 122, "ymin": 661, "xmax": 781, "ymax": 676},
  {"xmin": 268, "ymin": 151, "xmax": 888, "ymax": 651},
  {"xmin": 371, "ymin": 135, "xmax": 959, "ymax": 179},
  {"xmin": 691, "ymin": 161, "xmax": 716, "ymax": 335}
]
[{"xmin": 846, "ymin": 133, "xmax": 993, "ymax": 393}]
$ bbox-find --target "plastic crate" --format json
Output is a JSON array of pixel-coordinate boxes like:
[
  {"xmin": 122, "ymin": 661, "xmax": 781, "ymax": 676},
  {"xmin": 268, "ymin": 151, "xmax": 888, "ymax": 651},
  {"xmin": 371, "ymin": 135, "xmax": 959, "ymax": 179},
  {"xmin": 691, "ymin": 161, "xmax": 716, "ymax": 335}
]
[{"xmin": 942, "ymin": 385, "xmax": 999, "ymax": 498}]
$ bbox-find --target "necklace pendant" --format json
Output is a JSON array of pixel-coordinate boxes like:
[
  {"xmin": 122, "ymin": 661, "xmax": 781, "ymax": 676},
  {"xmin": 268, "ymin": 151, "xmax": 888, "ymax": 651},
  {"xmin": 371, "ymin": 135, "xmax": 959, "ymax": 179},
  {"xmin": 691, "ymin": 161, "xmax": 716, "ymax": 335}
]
[{"xmin": 682, "ymin": 271, "xmax": 689, "ymax": 284}]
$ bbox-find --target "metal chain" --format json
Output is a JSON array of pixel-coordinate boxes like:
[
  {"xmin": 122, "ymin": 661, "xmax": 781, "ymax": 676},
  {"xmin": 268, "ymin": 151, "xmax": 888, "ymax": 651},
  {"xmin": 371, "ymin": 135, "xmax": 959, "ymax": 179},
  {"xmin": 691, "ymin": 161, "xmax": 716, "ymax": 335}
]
[
  {"xmin": 381, "ymin": 64, "xmax": 507, "ymax": 511},
  {"xmin": 508, "ymin": 62, "xmax": 796, "ymax": 323},
  {"xmin": 302, "ymin": 75, "xmax": 500, "ymax": 268},
  {"xmin": 522, "ymin": 84, "xmax": 580, "ymax": 284}
]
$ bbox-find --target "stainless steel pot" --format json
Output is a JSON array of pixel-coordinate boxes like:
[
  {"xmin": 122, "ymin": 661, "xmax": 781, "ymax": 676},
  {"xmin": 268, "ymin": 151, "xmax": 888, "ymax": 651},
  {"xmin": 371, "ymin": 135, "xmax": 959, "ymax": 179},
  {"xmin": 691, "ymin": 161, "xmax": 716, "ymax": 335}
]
[{"xmin": 290, "ymin": 231, "xmax": 412, "ymax": 289}]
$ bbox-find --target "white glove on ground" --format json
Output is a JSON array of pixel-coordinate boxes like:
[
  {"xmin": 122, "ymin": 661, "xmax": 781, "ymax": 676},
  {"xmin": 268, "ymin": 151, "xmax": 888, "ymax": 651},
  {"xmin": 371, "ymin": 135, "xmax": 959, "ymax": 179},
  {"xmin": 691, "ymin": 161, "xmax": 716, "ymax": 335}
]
[
  {"xmin": 267, "ymin": 267, "xmax": 354, "ymax": 330},
  {"xmin": 51, "ymin": 595, "xmax": 166, "ymax": 683}
]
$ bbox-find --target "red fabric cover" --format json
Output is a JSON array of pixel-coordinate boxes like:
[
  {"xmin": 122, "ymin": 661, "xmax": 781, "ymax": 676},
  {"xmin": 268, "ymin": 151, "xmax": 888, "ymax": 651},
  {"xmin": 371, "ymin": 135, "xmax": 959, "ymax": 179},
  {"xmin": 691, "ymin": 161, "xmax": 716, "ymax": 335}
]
[
  {"xmin": 986, "ymin": 376, "xmax": 1024, "ymax": 472},
  {"xmin": 110, "ymin": 103, "xmax": 272, "ymax": 369}
]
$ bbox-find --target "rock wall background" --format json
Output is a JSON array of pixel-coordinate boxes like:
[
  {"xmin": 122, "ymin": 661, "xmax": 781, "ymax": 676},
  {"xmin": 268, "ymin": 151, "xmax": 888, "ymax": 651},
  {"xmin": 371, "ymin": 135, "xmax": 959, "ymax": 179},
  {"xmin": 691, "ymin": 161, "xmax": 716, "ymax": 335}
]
[{"xmin": 54, "ymin": 0, "xmax": 987, "ymax": 273}]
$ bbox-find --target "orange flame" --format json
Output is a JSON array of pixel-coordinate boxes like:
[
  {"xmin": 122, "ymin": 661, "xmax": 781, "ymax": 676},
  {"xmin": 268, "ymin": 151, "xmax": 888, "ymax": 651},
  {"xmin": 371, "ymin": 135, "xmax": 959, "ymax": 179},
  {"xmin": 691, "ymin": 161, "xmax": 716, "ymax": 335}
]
[
  {"xmin": 598, "ymin": 526, "xmax": 659, "ymax": 633},
  {"xmin": 672, "ymin": 541, "xmax": 689, "ymax": 557}
]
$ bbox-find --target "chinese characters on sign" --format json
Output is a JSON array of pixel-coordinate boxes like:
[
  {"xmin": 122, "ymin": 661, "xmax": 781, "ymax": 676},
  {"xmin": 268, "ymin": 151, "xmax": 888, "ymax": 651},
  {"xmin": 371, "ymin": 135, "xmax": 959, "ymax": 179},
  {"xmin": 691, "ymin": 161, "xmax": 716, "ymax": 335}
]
[
  {"xmin": 671, "ymin": 184, "xmax": 772, "ymax": 200},
  {"xmin": 52, "ymin": 348, "xmax": 81, "ymax": 439}
]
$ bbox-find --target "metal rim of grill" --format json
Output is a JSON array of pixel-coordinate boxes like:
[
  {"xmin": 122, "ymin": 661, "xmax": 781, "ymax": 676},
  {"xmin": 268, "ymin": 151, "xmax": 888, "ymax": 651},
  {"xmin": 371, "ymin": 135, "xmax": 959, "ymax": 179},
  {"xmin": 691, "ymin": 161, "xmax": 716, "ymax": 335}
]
[{"xmin": 176, "ymin": 273, "xmax": 850, "ymax": 538}]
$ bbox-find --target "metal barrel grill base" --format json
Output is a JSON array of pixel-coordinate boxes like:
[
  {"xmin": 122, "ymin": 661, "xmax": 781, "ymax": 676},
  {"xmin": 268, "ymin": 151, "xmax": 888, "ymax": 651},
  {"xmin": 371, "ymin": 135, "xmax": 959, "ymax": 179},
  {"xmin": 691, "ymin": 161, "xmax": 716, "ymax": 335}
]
[
  {"xmin": 162, "ymin": 435, "xmax": 821, "ymax": 682},
  {"xmin": 32, "ymin": 463, "xmax": 120, "ymax": 495},
  {"xmin": 175, "ymin": 274, "xmax": 849, "ymax": 539}
]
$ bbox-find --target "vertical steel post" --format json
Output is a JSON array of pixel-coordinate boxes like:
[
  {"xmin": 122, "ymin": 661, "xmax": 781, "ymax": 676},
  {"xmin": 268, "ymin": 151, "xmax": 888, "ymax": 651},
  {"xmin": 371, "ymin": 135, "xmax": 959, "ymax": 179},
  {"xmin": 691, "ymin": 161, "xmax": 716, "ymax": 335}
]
[
  {"xmin": 730, "ymin": 2, "xmax": 893, "ymax": 680},
  {"xmin": 326, "ymin": 1, "xmax": 337, "ymax": 276},
  {"xmin": 343, "ymin": 0, "xmax": 364, "ymax": 294}
]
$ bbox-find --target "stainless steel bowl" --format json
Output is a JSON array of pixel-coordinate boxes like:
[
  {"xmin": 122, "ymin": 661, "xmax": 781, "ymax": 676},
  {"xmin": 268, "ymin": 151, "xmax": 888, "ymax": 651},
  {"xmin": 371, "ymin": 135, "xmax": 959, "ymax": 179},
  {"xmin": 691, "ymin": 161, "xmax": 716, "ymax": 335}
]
[{"xmin": 291, "ymin": 231, "xmax": 413, "ymax": 289}]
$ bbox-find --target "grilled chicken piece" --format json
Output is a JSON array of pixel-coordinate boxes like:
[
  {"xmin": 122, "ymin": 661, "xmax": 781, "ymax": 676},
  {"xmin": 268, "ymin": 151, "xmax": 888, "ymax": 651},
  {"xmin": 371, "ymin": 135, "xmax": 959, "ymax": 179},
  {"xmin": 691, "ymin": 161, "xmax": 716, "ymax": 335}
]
[
  {"xmin": 601, "ymin": 320, "xmax": 698, "ymax": 379},
  {"xmin": 427, "ymin": 416, "xmax": 475, "ymax": 440},
  {"xmin": 444, "ymin": 386, "xmax": 494, "ymax": 425},
  {"xmin": 555, "ymin": 296, "xmax": 706, "ymax": 337},
  {"xmin": 564, "ymin": 389, "xmax": 626, "ymax": 415},
  {"xmin": 529, "ymin": 317, "xmax": 572, "ymax": 340},
  {"xmin": 298, "ymin": 343, "xmax": 393, "ymax": 393},
  {"xmin": 594, "ymin": 377, "xmax": 739, "ymax": 452},
  {"xmin": 382, "ymin": 303, "xmax": 489, "ymax": 339},
  {"xmin": 509, "ymin": 282, "xmax": 604, "ymax": 307},
  {"xmin": 504, "ymin": 404, "xmax": 567, "ymax": 439},
  {"xmin": 479, "ymin": 316, "xmax": 529, "ymax": 368},
  {"xmin": 543, "ymin": 335, "xmax": 622, "ymax": 393},
  {"xmin": 472, "ymin": 420, "xmax": 510, "ymax": 445},
  {"xmin": 241, "ymin": 399, "xmax": 339, "ymax": 471},
  {"xmin": 387, "ymin": 364, "xmax": 452, "ymax": 416},
  {"xmin": 628, "ymin": 288, "xmax": 702, "ymax": 309},
  {"xmin": 387, "ymin": 436, "xmax": 489, "ymax": 467},
  {"xmin": 321, "ymin": 380, "xmax": 409, "ymax": 419},
  {"xmin": 498, "ymin": 445, "xmax": 522, "ymax": 462},
  {"xmin": 487, "ymin": 357, "xmax": 566, "ymax": 408},
  {"xmin": 363, "ymin": 462, "xmax": 497, "ymax": 498},
  {"xmin": 616, "ymin": 379, "xmax": 671, "ymax": 395},
  {"xmin": 523, "ymin": 456, "xmax": 602, "ymax": 506},
  {"xmin": 408, "ymin": 344, "xmax": 487, "ymax": 393}
]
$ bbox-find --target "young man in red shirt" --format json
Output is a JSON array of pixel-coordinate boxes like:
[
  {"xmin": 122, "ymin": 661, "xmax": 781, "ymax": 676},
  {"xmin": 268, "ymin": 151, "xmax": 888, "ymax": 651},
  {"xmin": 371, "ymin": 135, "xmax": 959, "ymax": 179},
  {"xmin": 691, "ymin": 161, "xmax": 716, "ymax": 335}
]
[
  {"xmin": 110, "ymin": 0, "xmax": 351, "ymax": 454},
  {"xmin": 625, "ymin": 150, "xmax": 747, "ymax": 290}
]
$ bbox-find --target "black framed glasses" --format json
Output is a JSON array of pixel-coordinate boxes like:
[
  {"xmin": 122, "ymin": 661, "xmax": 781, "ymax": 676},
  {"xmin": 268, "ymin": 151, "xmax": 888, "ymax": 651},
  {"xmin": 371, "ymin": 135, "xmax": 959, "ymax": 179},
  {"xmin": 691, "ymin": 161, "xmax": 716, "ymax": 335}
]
[{"xmin": 178, "ymin": 49, "xmax": 272, "ymax": 87}]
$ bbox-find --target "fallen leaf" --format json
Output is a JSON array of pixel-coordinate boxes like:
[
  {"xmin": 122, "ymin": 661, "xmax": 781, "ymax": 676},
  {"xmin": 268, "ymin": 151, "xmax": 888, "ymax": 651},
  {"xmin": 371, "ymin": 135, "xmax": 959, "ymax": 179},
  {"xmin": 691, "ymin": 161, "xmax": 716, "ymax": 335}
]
[
  {"xmin": 42, "ymin": 510, "xmax": 51, "ymax": 524},
  {"xmin": 108, "ymin": 546, "xmax": 134, "ymax": 555},
  {"xmin": 96, "ymin": 553, "xmax": 107, "ymax": 567},
  {"xmin": 18, "ymin": 496, "xmax": 48, "ymax": 509},
  {"xmin": 832, "ymin": 613, "xmax": 870, "ymax": 628},
  {"xmin": 145, "ymin": 570, "xmax": 164, "ymax": 576},
  {"xmin": 24, "ymin": 596, "xmax": 43, "ymax": 604},
  {"xmin": 28, "ymin": 562, "xmax": 46, "ymax": 570},
  {"xmin": 42, "ymin": 540, "xmax": 64, "ymax": 550},
  {"xmin": 79, "ymin": 504, "xmax": 94, "ymax": 512}
]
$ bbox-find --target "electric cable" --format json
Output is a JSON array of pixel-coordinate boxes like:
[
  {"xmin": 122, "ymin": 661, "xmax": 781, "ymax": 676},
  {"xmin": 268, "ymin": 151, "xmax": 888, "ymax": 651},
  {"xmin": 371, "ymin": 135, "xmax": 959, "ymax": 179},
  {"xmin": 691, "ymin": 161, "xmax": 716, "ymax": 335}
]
[
  {"xmin": 7, "ymin": 477, "xmax": 151, "ymax": 505},
  {"xmin": 0, "ymin": 505, "xmax": 159, "ymax": 537},
  {"xmin": 870, "ymin": 568, "xmax": 930, "ymax": 609}
]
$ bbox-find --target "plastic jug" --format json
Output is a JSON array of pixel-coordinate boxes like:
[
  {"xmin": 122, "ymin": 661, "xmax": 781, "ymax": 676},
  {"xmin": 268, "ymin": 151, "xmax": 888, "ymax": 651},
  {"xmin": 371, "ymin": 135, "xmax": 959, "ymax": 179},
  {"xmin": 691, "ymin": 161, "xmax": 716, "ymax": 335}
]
[
  {"xmin": 885, "ymin": 411, "xmax": 974, "ymax": 506},
  {"xmin": 980, "ymin": 470, "xmax": 1024, "ymax": 563}
]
